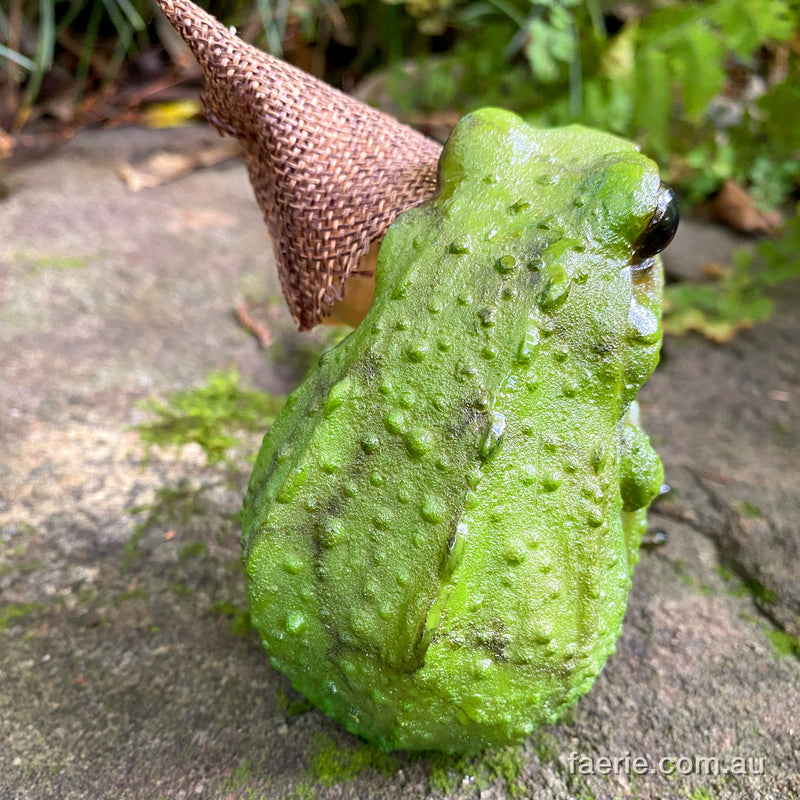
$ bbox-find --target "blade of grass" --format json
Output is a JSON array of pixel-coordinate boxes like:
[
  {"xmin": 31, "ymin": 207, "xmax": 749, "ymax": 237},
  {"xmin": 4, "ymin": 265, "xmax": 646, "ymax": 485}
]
[
  {"xmin": 0, "ymin": 44, "xmax": 35, "ymax": 71},
  {"xmin": 20, "ymin": 0, "xmax": 56, "ymax": 114}
]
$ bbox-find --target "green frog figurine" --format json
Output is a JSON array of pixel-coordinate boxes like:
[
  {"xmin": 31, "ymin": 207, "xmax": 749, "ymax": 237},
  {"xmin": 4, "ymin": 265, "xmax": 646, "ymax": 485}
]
[{"xmin": 241, "ymin": 108, "xmax": 678, "ymax": 753}]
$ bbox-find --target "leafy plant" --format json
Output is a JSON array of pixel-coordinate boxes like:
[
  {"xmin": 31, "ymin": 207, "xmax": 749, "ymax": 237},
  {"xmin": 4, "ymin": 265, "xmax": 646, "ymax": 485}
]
[
  {"xmin": 382, "ymin": 0, "xmax": 799, "ymax": 210},
  {"xmin": 664, "ymin": 205, "xmax": 800, "ymax": 342}
]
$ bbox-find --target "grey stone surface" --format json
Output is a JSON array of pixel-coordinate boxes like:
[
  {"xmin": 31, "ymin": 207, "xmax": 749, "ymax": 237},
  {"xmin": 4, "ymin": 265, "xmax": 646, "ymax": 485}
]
[{"xmin": 1, "ymin": 125, "xmax": 798, "ymax": 800}]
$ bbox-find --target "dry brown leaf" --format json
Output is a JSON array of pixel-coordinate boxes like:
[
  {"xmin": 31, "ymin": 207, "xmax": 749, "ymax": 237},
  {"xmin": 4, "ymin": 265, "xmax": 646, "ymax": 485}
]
[
  {"xmin": 117, "ymin": 140, "xmax": 240, "ymax": 191},
  {"xmin": 701, "ymin": 262, "xmax": 727, "ymax": 280},
  {"xmin": 710, "ymin": 179, "xmax": 782, "ymax": 234}
]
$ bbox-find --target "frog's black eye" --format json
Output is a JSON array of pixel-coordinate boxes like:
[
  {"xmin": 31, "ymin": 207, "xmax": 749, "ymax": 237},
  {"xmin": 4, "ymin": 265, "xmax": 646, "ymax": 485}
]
[{"xmin": 632, "ymin": 184, "xmax": 679, "ymax": 266}]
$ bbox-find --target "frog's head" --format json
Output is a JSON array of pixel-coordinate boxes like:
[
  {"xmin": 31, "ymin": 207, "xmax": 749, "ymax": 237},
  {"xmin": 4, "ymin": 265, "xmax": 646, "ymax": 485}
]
[
  {"xmin": 433, "ymin": 107, "xmax": 677, "ymax": 290},
  {"xmin": 389, "ymin": 107, "xmax": 679, "ymax": 407}
]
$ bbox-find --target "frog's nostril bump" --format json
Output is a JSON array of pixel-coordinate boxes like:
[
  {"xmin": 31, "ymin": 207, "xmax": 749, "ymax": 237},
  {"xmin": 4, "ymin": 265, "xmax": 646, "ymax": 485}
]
[{"xmin": 632, "ymin": 183, "xmax": 680, "ymax": 264}]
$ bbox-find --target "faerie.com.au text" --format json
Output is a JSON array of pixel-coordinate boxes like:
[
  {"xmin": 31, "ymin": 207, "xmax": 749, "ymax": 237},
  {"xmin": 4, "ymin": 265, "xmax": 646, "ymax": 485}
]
[{"xmin": 567, "ymin": 752, "xmax": 766, "ymax": 777}]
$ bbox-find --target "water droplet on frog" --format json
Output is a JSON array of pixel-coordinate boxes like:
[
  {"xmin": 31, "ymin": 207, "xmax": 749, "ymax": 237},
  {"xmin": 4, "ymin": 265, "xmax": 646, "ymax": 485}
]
[
  {"xmin": 373, "ymin": 507, "xmax": 393, "ymax": 531},
  {"xmin": 319, "ymin": 519, "xmax": 345, "ymax": 548},
  {"xmin": 370, "ymin": 470, "xmax": 385, "ymax": 487},
  {"xmin": 320, "ymin": 458, "xmax": 339, "ymax": 474},
  {"xmin": 538, "ymin": 261, "xmax": 571, "ymax": 311},
  {"xmin": 433, "ymin": 393, "xmax": 448, "ymax": 411},
  {"xmin": 384, "ymin": 410, "xmax": 405, "ymax": 435},
  {"xmin": 508, "ymin": 199, "xmax": 531, "ymax": 215},
  {"xmin": 504, "ymin": 541, "xmax": 526, "ymax": 565},
  {"xmin": 480, "ymin": 411, "xmax": 506, "ymax": 460},
  {"xmin": 519, "ymin": 464, "xmax": 536, "ymax": 486},
  {"xmin": 421, "ymin": 497, "xmax": 445, "ymax": 524},
  {"xmin": 516, "ymin": 325, "xmax": 541, "ymax": 364},
  {"xmin": 350, "ymin": 610, "xmax": 370, "ymax": 636},
  {"xmin": 378, "ymin": 379, "xmax": 393, "ymax": 397},
  {"xmin": 481, "ymin": 345, "xmax": 497, "ymax": 361},
  {"xmin": 502, "ymin": 286, "xmax": 517, "ymax": 301},
  {"xmin": 553, "ymin": 344, "xmax": 569, "ymax": 363},
  {"xmin": 449, "ymin": 240, "xmax": 471, "ymax": 255},
  {"xmin": 404, "ymin": 342, "xmax": 428, "ymax": 363},
  {"xmin": 586, "ymin": 505, "xmax": 603, "ymax": 528},
  {"xmin": 445, "ymin": 521, "xmax": 468, "ymax": 576},
  {"xmin": 343, "ymin": 481, "xmax": 358, "ymax": 498},
  {"xmin": 396, "ymin": 318, "xmax": 409, "ymax": 331},
  {"xmin": 404, "ymin": 428, "xmax": 433, "ymax": 458},
  {"xmin": 437, "ymin": 337, "xmax": 452, "ymax": 352},
  {"xmin": 541, "ymin": 473, "xmax": 561, "ymax": 492},
  {"xmin": 627, "ymin": 298, "xmax": 661, "ymax": 344},
  {"xmin": 398, "ymin": 389, "xmax": 415, "ymax": 408},
  {"xmin": 495, "ymin": 255, "xmax": 517, "ymax": 274},
  {"xmin": 275, "ymin": 444, "xmax": 293, "ymax": 465},
  {"xmin": 285, "ymin": 611, "xmax": 306, "ymax": 634},
  {"xmin": 283, "ymin": 556, "xmax": 304, "ymax": 574},
  {"xmin": 275, "ymin": 465, "xmax": 309, "ymax": 503},
  {"xmin": 427, "ymin": 298, "xmax": 443, "ymax": 314},
  {"xmin": 478, "ymin": 307, "xmax": 496, "ymax": 327},
  {"xmin": 562, "ymin": 379, "xmax": 579, "ymax": 398},
  {"xmin": 457, "ymin": 293, "xmax": 472, "ymax": 306},
  {"xmin": 360, "ymin": 433, "xmax": 379, "ymax": 454}
]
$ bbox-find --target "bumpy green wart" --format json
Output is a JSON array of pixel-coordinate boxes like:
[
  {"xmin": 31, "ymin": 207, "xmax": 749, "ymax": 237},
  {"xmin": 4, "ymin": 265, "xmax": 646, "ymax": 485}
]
[{"xmin": 241, "ymin": 108, "xmax": 675, "ymax": 752}]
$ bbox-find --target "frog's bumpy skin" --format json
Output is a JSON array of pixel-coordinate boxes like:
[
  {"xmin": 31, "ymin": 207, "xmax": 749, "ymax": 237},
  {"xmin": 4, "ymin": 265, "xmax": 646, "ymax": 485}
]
[
  {"xmin": 241, "ymin": 109, "xmax": 667, "ymax": 753},
  {"xmin": 154, "ymin": 0, "xmax": 442, "ymax": 330}
]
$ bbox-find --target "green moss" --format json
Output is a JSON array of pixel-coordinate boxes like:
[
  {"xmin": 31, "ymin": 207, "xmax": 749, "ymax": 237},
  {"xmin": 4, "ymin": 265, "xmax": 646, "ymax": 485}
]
[
  {"xmin": 0, "ymin": 602, "xmax": 47, "ymax": 633},
  {"xmin": 740, "ymin": 578, "xmax": 778, "ymax": 606},
  {"xmin": 735, "ymin": 500, "xmax": 763, "ymax": 518},
  {"xmin": 529, "ymin": 730, "xmax": 560, "ymax": 765},
  {"xmin": 767, "ymin": 629, "xmax": 800, "ymax": 658},
  {"xmin": 178, "ymin": 540, "xmax": 209, "ymax": 562},
  {"xmin": 134, "ymin": 369, "xmax": 285, "ymax": 466},
  {"xmin": 276, "ymin": 685, "xmax": 313, "ymax": 718},
  {"xmin": 211, "ymin": 600, "xmax": 254, "ymax": 636},
  {"xmin": 113, "ymin": 588, "xmax": 149, "ymax": 605},
  {"xmin": 221, "ymin": 758, "xmax": 253, "ymax": 791},
  {"xmin": 290, "ymin": 781, "xmax": 316, "ymax": 800},
  {"xmin": 28, "ymin": 254, "xmax": 90, "ymax": 274},
  {"xmin": 170, "ymin": 582, "xmax": 193, "ymax": 597},
  {"xmin": 689, "ymin": 789, "xmax": 715, "ymax": 800},
  {"xmin": 121, "ymin": 526, "xmax": 147, "ymax": 572},
  {"xmin": 713, "ymin": 565, "xmax": 778, "ymax": 606},
  {"xmin": 15, "ymin": 559, "xmax": 43, "ymax": 573},
  {"xmin": 425, "ymin": 744, "xmax": 527, "ymax": 797},
  {"xmin": 670, "ymin": 559, "xmax": 695, "ymax": 588},
  {"xmin": 308, "ymin": 733, "xmax": 396, "ymax": 786}
]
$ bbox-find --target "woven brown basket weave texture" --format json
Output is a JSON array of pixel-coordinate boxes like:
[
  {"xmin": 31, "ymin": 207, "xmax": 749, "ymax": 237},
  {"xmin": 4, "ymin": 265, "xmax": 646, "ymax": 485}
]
[{"xmin": 154, "ymin": 0, "xmax": 443, "ymax": 329}]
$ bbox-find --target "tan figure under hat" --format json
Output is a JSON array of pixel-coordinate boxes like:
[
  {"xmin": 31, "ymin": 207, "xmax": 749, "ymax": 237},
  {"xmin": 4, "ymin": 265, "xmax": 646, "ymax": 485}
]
[{"xmin": 153, "ymin": 0, "xmax": 443, "ymax": 330}]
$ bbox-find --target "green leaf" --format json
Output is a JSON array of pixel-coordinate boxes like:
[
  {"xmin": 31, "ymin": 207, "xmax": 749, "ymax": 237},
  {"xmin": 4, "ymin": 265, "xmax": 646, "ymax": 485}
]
[{"xmin": 634, "ymin": 47, "xmax": 670, "ymax": 156}]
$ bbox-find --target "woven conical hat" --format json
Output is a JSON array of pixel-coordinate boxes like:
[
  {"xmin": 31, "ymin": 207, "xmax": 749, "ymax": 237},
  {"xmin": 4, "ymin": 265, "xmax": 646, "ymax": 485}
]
[{"xmin": 154, "ymin": 0, "xmax": 443, "ymax": 329}]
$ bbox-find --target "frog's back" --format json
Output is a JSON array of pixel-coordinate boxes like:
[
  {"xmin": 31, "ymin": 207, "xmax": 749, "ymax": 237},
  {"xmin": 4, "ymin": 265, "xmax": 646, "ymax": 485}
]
[{"xmin": 241, "ymin": 108, "xmax": 665, "ymax": 751}]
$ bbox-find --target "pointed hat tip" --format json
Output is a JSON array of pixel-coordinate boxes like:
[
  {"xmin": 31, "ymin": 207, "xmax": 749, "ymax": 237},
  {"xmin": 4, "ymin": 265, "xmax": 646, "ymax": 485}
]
[{"xmin": 154, "ymin": 0, "xmax": 443, "ymax": 329}]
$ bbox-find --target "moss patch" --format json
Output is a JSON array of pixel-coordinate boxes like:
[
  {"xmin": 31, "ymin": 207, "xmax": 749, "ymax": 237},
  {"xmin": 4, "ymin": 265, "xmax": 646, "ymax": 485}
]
[
  {"xmin": 308, "ymin": 733, "xmax": 396, "ymax": 786},
  {"xmin": 276, "ymin": 685, "xmax": 314, "ymax": 718},
  {"xmin": 767, "ymin": 629, "xmax": 800, "ymax": 659},
  {"xmin": 134, "ymin": 369, "xmax": 285, "ymax": 466},
  {"xmin": 425, "ymin": 743, "xmax": 527, "ymax": 797},
  {"xmin": 211, "ymin": 600, "xmax": 254, "ymax": 636},
  {"xmin": 0, "ymin": 602, "xmax": 47, "ymax": 633}
]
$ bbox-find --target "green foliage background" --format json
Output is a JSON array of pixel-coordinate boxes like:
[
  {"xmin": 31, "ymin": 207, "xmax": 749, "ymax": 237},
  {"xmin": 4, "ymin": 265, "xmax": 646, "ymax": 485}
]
[
  {"xmin": 3, "ymin": 1, "xmax": 799, "ymax": 338},
  {"xmin": 3, "ymin": 0, "xmax": 798, "ymax": 210}
]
